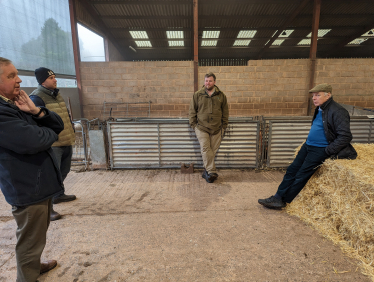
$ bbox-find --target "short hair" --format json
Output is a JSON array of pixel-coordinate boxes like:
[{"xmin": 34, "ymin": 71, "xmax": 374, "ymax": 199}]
[
  {"xmin": 204, "ymin": 72, "xmax": 216, "ymax": 81},
  {"xmin": 0, "ymin": 57, "xmax": 12, "ymax": 76}
]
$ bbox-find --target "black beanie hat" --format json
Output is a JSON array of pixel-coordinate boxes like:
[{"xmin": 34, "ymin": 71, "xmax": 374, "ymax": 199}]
[{"xmin": 35, "ymin": 67, "xmax": 55, "ymax": 85}]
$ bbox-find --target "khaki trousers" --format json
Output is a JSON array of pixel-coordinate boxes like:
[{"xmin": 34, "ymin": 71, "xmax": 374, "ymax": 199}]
[
  {"xmin": 194, "ymin": 127, "xmax": 223, "ymax": 174},
  {"xmin": 12, "ymin": 199, "xmax": 52, "ymax": 282}
]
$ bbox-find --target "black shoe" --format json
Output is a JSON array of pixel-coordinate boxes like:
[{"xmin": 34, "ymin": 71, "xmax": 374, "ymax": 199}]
[
  {"xmin": 208, "ymin": 173, "xmax": 218, "ymax": 182},
  {"xmin": 50, "ymin": 209, "xmax": 61, "ymax": 221},
  {"xmin": 258, "ymin": 196, "xmax": 286, "ymax": 209},
  {"xmin": 53, "ymin": 194, "xmax": 76, "ymax": 204},
  {"xmin": 202, "ymin": 169, "xmax": 213, "ymax": 183}
]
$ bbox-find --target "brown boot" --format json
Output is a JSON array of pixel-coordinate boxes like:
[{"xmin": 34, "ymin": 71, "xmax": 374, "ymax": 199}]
[
  {"xmin": 50, "ymin": 209, "xmax": 61, "ymax": 221},
  {"xmin": 40, "ymin": 260, "xmax": 57, "ymax": 274}
]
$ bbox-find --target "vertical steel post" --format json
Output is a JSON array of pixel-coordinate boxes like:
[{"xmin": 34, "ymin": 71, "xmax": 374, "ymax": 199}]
[
  {"xmin": 69, "ymin": 0, "xmax": 84, "ymax": 118},
  {"xmin": 308, "ymin": 0, "xmax": 321, "ymax": 115}
]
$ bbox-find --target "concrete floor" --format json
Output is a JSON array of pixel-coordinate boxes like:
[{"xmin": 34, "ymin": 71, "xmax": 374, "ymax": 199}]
[{"xmin": 0, "ymin": 169, "xmax": 370, "ymax": 282}]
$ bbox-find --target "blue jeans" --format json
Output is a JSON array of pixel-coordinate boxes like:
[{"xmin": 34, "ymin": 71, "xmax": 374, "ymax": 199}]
[
  {"xmin": 52, "ymin": 146, "xmax": 72, "ymax": 197},
  {"xmin": 276, "ymin": 143, "xmax": 329, "ymax": 203}
]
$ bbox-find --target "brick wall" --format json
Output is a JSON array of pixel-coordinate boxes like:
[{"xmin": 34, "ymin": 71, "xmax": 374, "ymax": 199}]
[
  {"xmin": 80, "ymin": 58, "xmax": 374, "ymax": 120},
  {"xmin": 315, "ymin": 58, "xmax": 374, "ymax": 108}
]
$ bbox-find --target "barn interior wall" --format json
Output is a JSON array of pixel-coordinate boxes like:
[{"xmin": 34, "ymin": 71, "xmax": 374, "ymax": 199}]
[{"xmin": 79, "ymin": 58, "xmax": 374, "ymax": 120}]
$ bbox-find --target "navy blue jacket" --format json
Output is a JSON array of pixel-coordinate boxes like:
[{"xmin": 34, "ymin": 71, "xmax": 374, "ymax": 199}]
[
  {"xmin": 312, "ymin": 97, "xmax": 357, "ymax": 159},
  {"xmin": 0, "ymin": 99, "xmax": 64, "ymax": 206}
]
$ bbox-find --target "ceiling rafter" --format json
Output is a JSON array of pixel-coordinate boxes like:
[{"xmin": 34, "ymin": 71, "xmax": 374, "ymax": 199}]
[{"xmin": 100, "ymin": 14, "xmax": 372, "ymax": 20}]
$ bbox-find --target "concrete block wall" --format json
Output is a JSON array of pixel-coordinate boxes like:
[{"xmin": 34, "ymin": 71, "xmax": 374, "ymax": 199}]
[
  {"xmin": 80, "ymin": 58, "xmax": 374, "ymax": 120},
  {"xmin": 315, "ymin": 58, "xmax": 374, "ymax": 108},
  {"xmin": 199, "ymin": 59, "xmax": 310, "ymax": 117},
  {"xmin": 80, "ymin": 61, "xmax": 193, "ymax": 119}
]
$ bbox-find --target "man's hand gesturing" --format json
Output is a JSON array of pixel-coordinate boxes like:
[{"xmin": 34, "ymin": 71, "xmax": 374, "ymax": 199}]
[{"xmin": 15, "ymin": 90, "xmax": 44, "ymax": 117}]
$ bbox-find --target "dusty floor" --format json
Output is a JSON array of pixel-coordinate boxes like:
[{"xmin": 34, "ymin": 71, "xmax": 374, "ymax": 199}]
[{"xmin": 0, "ymin": 169, "xmax": 370, "ymax": 282}]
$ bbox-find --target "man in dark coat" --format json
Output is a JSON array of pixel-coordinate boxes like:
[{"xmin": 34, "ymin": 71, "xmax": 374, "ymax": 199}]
[
  {"xmin": 0, "ymin": 57, "xmax": 64, "ymax": 281},
  {"xmin": 258, "ymin": 83, "xmax": 357, "ymax": 209}
]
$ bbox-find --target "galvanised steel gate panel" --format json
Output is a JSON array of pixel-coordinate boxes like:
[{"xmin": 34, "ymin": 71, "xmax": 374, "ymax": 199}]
[
  {"xmin": 267, "ymin": 121, "xmax": 311, "ymax": 168},
  {"xmin": 108, "ymin": 118, "xmax": 259, "ymax": 169},
  {"xmin": 267, "ymin": 119, "xmax": 374, "ymax": 168}
]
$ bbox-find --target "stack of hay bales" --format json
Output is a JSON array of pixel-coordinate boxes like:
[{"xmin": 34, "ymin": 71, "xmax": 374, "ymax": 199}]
[{"xmin": 286, "ymin": 143, "xmax": 374, "ymax": 278}]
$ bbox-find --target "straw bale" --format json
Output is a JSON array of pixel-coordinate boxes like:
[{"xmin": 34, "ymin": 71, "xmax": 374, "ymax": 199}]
[{"xmin": 286, "ymin": 143, "xmax": 374, "ymax": 280}]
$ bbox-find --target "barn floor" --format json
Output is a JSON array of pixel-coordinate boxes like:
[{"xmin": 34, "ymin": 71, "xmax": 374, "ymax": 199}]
[{"xmin": 0, "ymin": 169, "xmax": 370, "ymax": 282}]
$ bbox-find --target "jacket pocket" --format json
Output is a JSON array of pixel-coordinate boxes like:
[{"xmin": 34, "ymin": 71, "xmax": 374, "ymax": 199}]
[{"xmin": 35, "ymin": 169, "xmax": 42, "ymax": 195}]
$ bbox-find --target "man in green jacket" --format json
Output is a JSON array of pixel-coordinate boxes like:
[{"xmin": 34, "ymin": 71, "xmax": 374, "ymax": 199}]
[
  {"xmin": 30, "ymin": 68, "xmax": 77, "ymax": 221},
  {"xmin": 189, "ymin": 72, "xmax": 229, "ymax": 183}
]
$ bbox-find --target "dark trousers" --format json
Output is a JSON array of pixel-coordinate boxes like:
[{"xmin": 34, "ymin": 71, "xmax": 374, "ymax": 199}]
[
  {"xmin": 12, "ymin": 199, "xmax": 52, "ymax": 282},
  {"xmin": 52, "ymin": 146, "xmax": 72, "ymax": 197},
  {"xmin": 276, "ymin": 143, "xmax": 329, "ymax": 203}
]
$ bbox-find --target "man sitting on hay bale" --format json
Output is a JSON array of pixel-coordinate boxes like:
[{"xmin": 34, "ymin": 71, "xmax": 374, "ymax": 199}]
[{"xmin": 258, "ymin": 83, "xmax": 357, "ymax": 209}]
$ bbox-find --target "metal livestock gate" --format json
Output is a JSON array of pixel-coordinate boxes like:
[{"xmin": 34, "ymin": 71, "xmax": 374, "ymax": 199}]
[
  {"xmin": 107, "ymin": 118, "xmax": 260, "ymax": 169},
  {"xmin": 266, "ymin": 118, "xmax": 374, "ymax": 168}
]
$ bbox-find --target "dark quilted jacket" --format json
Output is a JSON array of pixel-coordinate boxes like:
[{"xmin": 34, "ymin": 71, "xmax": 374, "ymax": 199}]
[{"xmin": 312, "ymin": 97, "xmax": 357, "ymax": 159}]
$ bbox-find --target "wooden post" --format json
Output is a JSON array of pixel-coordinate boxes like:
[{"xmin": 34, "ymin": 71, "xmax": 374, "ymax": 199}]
[
  {"xmin": 308, "ymin": 0, "xmax": 321, "ymax": 115},
  {"xmin": 193, "ymin": 0, "xmax": 198, "ymax": 92},
  {"xmin": 69, "ymin": 0, "xmax": 84, "ymax": 118}
]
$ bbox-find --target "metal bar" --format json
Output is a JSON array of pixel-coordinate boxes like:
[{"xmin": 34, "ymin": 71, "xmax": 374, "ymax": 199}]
[
  {"xmin": 107, "ymin": 123, "xmax": 114, "ymax": 169},
  {"xmin": 157, "ymin": 123, "xmax": 161, "ymax": 166},
  {"xmin": 307, "ymin": 0, "xmax": 321, "ymax": 116},
  {"xmin": 193, "ymin": 0, "xmax": 198, "ymax": 92},
  {"xmin": 69, "ymin": 0, "xmax": 84, "ymax": 118},
  {"xmin": 309, "ymin": 0, "xmax": 321, "ymax": 60}
]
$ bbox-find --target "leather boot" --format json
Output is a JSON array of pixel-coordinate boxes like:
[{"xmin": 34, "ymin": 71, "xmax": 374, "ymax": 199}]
[{"xmin": 50, "ymin": 209, "xmax": 61, "ymax": 221}]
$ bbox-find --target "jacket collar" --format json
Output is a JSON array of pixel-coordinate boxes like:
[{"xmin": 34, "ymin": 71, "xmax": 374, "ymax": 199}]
[
  {"xmin": 319, "ymin": 96, "xmax": 333, "ymax": 110},
  {"xmin": 197, "ymin": 85, "xmax": 222, "ymax": 96},
  {"xmin": 38, "ymin": 84, "xmax": 60, "ymax": 98},
  {"xmin": 0, "ymin": 96, "xmax": 19, "ymax": 110}
]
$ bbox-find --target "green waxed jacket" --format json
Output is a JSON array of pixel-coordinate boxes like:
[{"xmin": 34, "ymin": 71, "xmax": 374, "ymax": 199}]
[{"xmin": 188, "ymin": 85, "xmax": 229, "ymax": 135}]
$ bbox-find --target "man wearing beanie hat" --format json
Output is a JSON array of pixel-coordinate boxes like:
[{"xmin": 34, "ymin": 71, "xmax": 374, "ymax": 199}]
[
  {"xmin": 30, "ymin": 67, "xmax": 77, "ymax": 221},
  {"xmin": 258, "ymin": 83, "xmax": 357, "ymax": 209}
]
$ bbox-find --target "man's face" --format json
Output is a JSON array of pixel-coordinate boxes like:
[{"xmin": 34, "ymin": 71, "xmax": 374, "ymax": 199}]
[
  {"xmin": 204, "ymin": 76, "xmax": 215, "ymax": 91},
  {"xmin": 312, "ymin": 91, "xmax": 331, "ymax": 107},
  {"xmin": 0, "ymin": 63, "xmax": 22, "ymax": 100},
  {"xmin": 42, "ymin": 74, "xmax": 57, "ymax": 90}
]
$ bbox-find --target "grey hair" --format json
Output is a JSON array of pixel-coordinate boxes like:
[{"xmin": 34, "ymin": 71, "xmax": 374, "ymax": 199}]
[{"xmin": 0, "ymin": 57, "xmax": 12, "ymax": 76}]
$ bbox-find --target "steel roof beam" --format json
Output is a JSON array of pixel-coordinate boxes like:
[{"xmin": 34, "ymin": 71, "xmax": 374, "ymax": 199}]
[{"xmin": 100, "ymin": 14, "xmax": 372, "ymax": 20}]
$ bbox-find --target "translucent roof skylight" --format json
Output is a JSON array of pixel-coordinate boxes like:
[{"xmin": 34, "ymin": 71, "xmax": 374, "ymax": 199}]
[
  {"xmin": 233, "ymin": 40, "xmax": 251, "ymax": 46},
  {"xmin": 237, "ymin": 30, "xmax": 257, "ymax": 38},
  {"xmin": 166, "ymin": 31, "xmax": 184, "ymax": 39},
  {"xmin": 306, "ymin": 29, "xmax": 331, "ymax": 38},
  {"xmin": 278, "ymin": 30, "xmax": 294, "ymax": 38},
  {"xmin": 129, "ymin": 31, "xmax": 149, "ymax": 39},
  {"xmin": 202, "ymin": 30, "xmax": 220, "ymax": 38},
  {"xmin": 201, "ymin": 40, "xmax": 218, "ymax": 46},
  {"xmin": 298, "ymin": 29, "xmax": 331, "ymax": 45},
  {"xmin": 362, "ymin": 29, "xmax": 374, "ymax": 36},
  {"xmin": 297, "ymin": 39, "xmax": 311, "ymax": 46},
  {"xmin": 272, "ymin": 39, "xmax": 285, "ymax": 46},
  {"xmin": 348, "ymin": 38, "xmax": 368, "ymax": 45},
  {"xmin": 168, "ymin": 41, "xmax": 184, "ymax": 47},
  {"xmin": 135, "ymin": 41, "xmax": 152, "ymax": 47}
]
